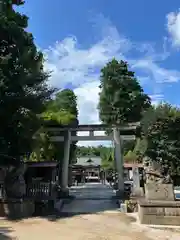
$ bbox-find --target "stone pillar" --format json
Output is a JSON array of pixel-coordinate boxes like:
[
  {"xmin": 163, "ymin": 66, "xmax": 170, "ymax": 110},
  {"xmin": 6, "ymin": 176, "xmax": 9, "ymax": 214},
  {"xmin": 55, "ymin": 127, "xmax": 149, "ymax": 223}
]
[
  {"xmin": 132, "ymin": 166, "xmax": 142, "ymax": 197},
  {"xmin": 61, "ymin": 130, "xmax": 71, "ymax": 193},
  {"xmin": 68, "ymin": 166, "xmax": 72, "ymax": 187},
  {"xmin": 98, "ymin": 167, "xmax": 100, "ymax": 180},
  {"xmin": 113, "ymin": 128, "xmax": 124, "ymax": 197}
]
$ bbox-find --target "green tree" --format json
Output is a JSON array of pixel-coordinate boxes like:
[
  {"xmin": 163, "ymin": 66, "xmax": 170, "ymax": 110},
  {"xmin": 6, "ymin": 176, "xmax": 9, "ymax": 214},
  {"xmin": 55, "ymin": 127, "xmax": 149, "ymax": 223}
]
[
  {"xmin": 76, "ymin": 145, "xmax": 113, "ymax": 158},
  {"xmin": 132, "ymin": 103, "xmax": 180, "ymax": 163},
  {"xmin": 123, "ymin": 140, "xmax": 135, "ymax": 155},
  {"xmin": 76, "ymin": 145, "xmax": 114, "ymax": 170},
  {"xmin": 0, "ymin": 0, "xmax": 53, "ymax": 164},
  {"xmin": 29, "ymin": 127, "xmax": 55, "ymax": 162},
  {"xmin": 133, "ymin": 137, "xmax": 147, "ymax": 162},
  {"xmin": 48, "ymin": 89, "xmax": 78, "ymax": 117},
  {"xmin": 124, "ymin": 150, "xmax": 138, "ymax": 163},
  {"xmin": 98, "ymin": 59, "xmax": 151, "ymax": 125},
  {"xmin": 101, "ymin": 148, "xmax": 114, "ymax": 170},
  {"xmin": 31, "ymin": 89, "xmax": 78, "ymax": 163},
  {"xmin": 143, "ymin": 103, "xmax": 180, "ymax": 178}
]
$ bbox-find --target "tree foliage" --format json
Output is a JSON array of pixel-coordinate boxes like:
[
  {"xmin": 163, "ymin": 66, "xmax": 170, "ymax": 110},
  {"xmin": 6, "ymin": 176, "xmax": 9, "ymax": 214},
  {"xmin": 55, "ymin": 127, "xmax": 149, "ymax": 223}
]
[
  {"xmin": 0, "ymin": 1, "xmax": 53, "ymax": 163},
  {"xmin": 31, "ymin": 89, "xmax": 78, "ymax": 162},
  {"xmin": 124, "ymin": 151, "xmax": 138, "ymax": 163},
  {"xmin": 98, "ymin": 59, "xmax": 151, "ymax": 125},
  {"xmin": 101, "ymin": 152, "xmax": 114, "ymax": 170},
  {"xmin": 76, "ymin": 141, "xmax": 137, "ymax": 167},
  {"xmin": 76, "ymin": 145, "xmax": 114, "ymax": 170},
  {"xmin": 132, "ymin": 137, "xmax": 147, "ymax": 161},
  {"xmin": 141, "ymin": 103, "xmax": 180, "ymax": 136},
  {"xmin": 76, "ymin": 145, "xmax": 107, "ymax": 157},
  {"xmin": 48, "ymin": 89, "xmax": 78, "ymax": 117},
  {"xmin": 76, "ymin": 142, "xmax": 135, "ymax": 157},
  {"xmin": 143, "ymin": 103, "xmax": 180, "ymax": 176}
]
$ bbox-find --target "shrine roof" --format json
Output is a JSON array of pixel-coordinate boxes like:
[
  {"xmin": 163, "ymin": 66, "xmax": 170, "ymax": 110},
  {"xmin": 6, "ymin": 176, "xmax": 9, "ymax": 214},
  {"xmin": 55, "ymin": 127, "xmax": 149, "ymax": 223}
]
[
  {"xmin": 74, "ymin": 157, "xmax": 101, "ymax": 167},
  {"xmin": 25, "ymin": 161, "xmax": 58, "ymax": 168}
]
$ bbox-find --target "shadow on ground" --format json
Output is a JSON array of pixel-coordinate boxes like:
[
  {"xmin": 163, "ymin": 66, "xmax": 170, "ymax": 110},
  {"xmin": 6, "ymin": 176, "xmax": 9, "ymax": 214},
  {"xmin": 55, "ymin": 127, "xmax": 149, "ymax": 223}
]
[
  {"xmin": 5, "ymin": 197, "xmax": 121, "ymax": 222},
  {"xmin": 27, "ymin": 194, "xmax": 120, "ymax": 220},
  {"xmin": 44, "ymin": 211, "xmax": 137, "ymax": 223},
  {"xmin": 4, "ymin": 183, "xmax": 132, "ymax": 222},
  {"xmin": 3, "ymin": 197, "xmax": 136, "ymax": 225}
]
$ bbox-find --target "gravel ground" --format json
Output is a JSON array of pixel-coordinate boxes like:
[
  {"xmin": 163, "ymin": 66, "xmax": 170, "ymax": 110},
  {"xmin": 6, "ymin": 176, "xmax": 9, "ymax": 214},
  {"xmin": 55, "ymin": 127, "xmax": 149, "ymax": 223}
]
[
  {"xmin": 1, "ymin": 211, "xmax": 180, "ymax": 240},
  {"xmin": 1, "ymin": 183, "xmax": 180, "ymax": 239}
]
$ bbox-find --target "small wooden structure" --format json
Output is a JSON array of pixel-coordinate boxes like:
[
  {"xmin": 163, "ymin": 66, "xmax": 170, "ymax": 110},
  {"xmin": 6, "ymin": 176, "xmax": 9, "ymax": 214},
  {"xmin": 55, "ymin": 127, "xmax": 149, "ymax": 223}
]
[
  {"xmin": 24, "ymin": 161, "xmax": 59, "ymax": 201},
  {"xmin": 0, "ymin": 158, "xmax": 60, "ymax": 217}
]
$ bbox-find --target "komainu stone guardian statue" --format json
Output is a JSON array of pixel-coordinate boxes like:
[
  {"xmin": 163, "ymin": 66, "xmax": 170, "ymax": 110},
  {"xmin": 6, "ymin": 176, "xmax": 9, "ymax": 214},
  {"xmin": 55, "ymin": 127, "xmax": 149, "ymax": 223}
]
[
  {"xmin": 138, "ymin": 157, "xmax": 180, "ymax": 226},
  {"xmin": 4, "ymin": 161, "xmax": 26, "ymax": 199},
  {"xmin": 3, "ymin": 161, "xmax": 35, "ymax": 219},
  {"xmin": 143, "ymin": 157, "xmax": 172, "ymax": 185},
  {"xmin": 143, "ymin": 157, "xmax": 174, "ymax": 201}
]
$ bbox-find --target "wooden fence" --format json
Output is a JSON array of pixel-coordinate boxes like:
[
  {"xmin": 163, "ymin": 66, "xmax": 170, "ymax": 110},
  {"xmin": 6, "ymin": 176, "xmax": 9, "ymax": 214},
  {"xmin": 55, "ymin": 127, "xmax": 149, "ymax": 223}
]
[
  {"xmin": 0, "ymin": 182, "xmax": 56, "ymax": 200},
  {"xmin": 26, "ymin": 182, "xmax": 54, "ymax": 200}
]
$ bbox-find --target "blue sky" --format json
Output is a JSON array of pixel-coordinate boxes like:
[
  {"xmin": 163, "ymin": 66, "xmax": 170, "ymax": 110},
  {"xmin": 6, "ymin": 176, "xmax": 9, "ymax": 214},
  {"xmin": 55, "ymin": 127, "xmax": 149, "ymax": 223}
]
[{"xmin": 18, "ymin": 0, "xmax": 180, "ymax": 145}]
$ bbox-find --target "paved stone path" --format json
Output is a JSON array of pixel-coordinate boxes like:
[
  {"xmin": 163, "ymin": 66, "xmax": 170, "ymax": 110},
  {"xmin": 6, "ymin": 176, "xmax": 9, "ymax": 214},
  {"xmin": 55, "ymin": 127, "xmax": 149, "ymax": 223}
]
[
  {"xmin": 1, "ymin": 183, "xmax": 180, "ymax": 239},
  {"xmin": 61, "ymin": 183, "xmax": 118, "ymax": 214},
  {"xmin": 70, "ymin": 182, "xmax": 116, "ymax": 199}
]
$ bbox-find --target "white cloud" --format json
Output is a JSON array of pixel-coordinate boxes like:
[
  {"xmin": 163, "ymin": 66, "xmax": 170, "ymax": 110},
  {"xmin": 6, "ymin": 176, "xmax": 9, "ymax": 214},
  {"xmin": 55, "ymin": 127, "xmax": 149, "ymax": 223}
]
[
  {"xmin": 44, "ymin": 15, "xmax": 180, "ymax": 146},
  {"xmin": 44, "ymin": 20, "xmax": 130, "ymax": 146},
  {"xmin": 74, "ymin": 81, "xmax": 100, "ymax": 125},
  {"xmin": 131, "ymin": 59, "xmax": 180, "ymax": 83},
  {"xmin": 166, "ymin": 10, "xmax": 180, "ymax": 47},
  {"xmin": 149, "ymin": 94, "xmax": 164, "ymax": 106},
  {"xmin": 74, "ymin": 81, "xmax": 111, "ymax": 146},
  {"xmin": 44, "ymin": 24, "xmax": 130, "ymax": 89}
]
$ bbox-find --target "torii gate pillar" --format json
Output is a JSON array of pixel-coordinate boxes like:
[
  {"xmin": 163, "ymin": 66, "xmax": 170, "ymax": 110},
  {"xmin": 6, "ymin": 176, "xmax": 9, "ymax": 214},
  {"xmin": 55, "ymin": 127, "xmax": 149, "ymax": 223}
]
[
  {"xmin": 113, "ymin": 128, "xmax": 124, "ymax": 197},
  {"xmin": 61, "ymin": 130, "xmax": 71, "ymax": 195}
]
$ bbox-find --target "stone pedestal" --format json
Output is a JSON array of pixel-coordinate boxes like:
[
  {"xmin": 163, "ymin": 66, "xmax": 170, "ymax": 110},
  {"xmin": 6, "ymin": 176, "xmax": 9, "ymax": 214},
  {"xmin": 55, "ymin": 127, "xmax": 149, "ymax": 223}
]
[
  {"xmin": 131, "ymin": 187, "xmax": 144, "ymax": 198},
  {"xmin": 138, "ymin": 183, "xmax": 180, "ymax": 225},
  {"xmin": 138, "ymin": 200, "xmax": 180, "ymax": 225},
  {"xmin": 145, "ymin": 183, "xmax": 175, "ymax": 201}
]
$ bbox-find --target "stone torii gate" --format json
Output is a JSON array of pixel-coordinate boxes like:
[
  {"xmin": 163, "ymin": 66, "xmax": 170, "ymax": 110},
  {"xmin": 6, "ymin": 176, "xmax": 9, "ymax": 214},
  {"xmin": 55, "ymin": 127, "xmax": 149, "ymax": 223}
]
[{"xmin": 46, "ymin": 123, "xmax": 139, "ymax": 197}]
